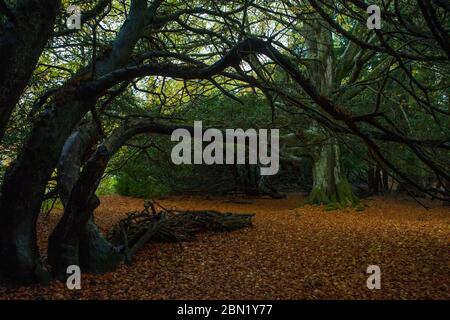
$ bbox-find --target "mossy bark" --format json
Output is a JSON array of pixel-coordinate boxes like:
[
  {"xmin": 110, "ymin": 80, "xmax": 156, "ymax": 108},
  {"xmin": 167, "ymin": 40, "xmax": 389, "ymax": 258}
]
[
  {"xmin": 307, "ymin": 138, "xmax": 361, "ymax": 210},
  {"xmin": 301, "ymin": 21, "xmax": 361, "ymax": 210}
]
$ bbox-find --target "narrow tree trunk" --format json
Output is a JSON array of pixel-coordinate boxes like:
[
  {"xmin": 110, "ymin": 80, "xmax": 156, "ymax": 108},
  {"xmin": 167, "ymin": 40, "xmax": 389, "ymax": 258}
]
[
  {"xmin": 382, "ymin": 170, "xmax": 389, "ymax": 192},
  {"xmin": 447, "ymin": 95, "xmax": 450, "ymax": 204},
  {"xmin": 443, "ymin": 179, "xmax": 450, "ymax": 207},
  {"xmin": 368, "ymin": 166, "xmax": 376, "ymax": 194},
  {"xmin": 368, "ymin": 165, "xmax": 389, "ymax": 195}
]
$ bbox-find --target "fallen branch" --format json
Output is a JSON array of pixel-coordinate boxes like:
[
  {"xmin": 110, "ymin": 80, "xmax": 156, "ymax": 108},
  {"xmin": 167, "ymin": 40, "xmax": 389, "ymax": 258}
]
[{"xmin": 109, "ymin": 200, "xmax": 255, "ymax": 264}]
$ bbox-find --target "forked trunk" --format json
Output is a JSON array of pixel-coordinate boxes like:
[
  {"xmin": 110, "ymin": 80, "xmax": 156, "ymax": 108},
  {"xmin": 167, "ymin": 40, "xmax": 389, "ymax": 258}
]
[
  {"xmin": 48, "ymin": 194, "xmax": 122, "ymax": 279},
  {"xmin": 48, "ymin": 126, "xmax": 122, "ymax": 279}
]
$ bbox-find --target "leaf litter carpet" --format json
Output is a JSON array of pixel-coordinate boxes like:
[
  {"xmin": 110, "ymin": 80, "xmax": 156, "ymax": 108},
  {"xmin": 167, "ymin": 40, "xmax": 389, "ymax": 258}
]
[{"xmin": 0, "ymin": 194, "xmax": 449, "ymax": 299}]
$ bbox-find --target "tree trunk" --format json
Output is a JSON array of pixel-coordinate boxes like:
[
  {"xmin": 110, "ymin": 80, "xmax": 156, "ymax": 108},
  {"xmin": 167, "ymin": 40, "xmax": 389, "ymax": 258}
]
[
  {"xmin": 0, "ymin": 0, "xmax": 60, "ymax": 142},
  {"xmin": 235, "ymin": 164, "xmax": 259, "ymax": 196},
  {"xmin": 0, "ymin": 99, "xmax": 95, "ymax": 283},
  {"xmin": 308, "ymin": 137, "xmax": 360, "ymax": 208},
  {"xmin": 0, "ymin": 0, "xmax": 148, "ymax": 283},
  {"xmin": 79, "ymin": 218, "xmax": 123, "ymax": 274},
  {"xmin": 368, "ymin": 165, "xmax": 389, "ymax": 195},
  {"xmin": 49, "ymin": 119, "xmax": 185, "ymax": 277},
  {"xmin": 302, "ymin": 22, "xmax": 359, "ymax": 209},
  {"xmin": 0, "ymin": 203, "xmax": 50, "ymax": 284},
  {"xmin": 368, "ymin": 166, "xmax": 377, "ymax": 194},
  {"xmin": 48, "ymin": 146, "xmax": 112, "ymax": 278},
  {"xmin": 443, "ymin": 179, "xmax": 450, "ymax": 207},
  {"xmin": 48, "ymin": 192, "xmax": 121, "ymax": 279},
  {"xmin": 0, "ymin": 2, "xmax": 60, "ymax": 280},
  {"xmin": 48, "ymin": 123, "xmax": 121, "ymax": 279}
]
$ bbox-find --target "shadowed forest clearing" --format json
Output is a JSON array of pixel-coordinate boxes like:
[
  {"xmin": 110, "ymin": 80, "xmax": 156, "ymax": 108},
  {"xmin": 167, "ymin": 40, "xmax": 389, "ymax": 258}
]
[{"xmin": 1, "ymin": 194, "xmax": 448, "ymax": 300}]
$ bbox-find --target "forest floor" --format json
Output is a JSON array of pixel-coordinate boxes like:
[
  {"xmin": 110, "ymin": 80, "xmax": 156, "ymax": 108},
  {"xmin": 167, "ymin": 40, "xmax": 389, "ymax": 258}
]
[{"xmin": 0, "ymin": 194, "xmax": 449, "ymax": 300}]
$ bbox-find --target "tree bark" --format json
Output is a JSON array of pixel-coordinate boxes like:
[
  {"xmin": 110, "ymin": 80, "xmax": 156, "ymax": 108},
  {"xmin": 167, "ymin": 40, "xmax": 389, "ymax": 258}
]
[
  {"xmin": 0, "ymin": 2, "xmax": 60, "ymax": 280},
  {"xmin": 48, "ymin": 122, "xmax": 121, "ymax": 278},
  {"xmin": 0, "ymin": 198, "xmax": 51, "ymax": 284},
  {"xmin": 443, "ymin": 179, "xmax": 450, "ymax": 207},
  {"xmin": 0, "ymin": 98, "xmax": 96, "ymax": 283},
  {"xmin": 48, "ymin": 119, "xmax": 183, "ymax": 278},
  {"xmin": 0, "ymin": 0, "xmax": 148, "ymax": 283},
  {"xmin": 79, "ymin": 218, "xmax": 123, "ymax": 274},
  {"xmin": 368, "ymin": 165, "xmax": 390, "ymax": 195},
  {"xmin": 302, "ymin": 19, "xmax": 359, "ymax": 208},
  {"xmin": 0, "ymin": 0, "xmax": 60, "ymax": 142},
  {"xmin": 309, "ymin": 137, "xmax": 359, "ymax": 208},
  {"xmin": 48, "ymin": 147, "xmax": 115, "ymax": 278}
]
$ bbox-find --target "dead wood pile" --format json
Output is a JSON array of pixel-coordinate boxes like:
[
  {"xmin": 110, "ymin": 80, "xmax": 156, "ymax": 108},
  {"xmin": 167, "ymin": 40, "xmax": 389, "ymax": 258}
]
[{"xmin": 108, "ymin": 200, "xmax": 254, "ymax": 263}]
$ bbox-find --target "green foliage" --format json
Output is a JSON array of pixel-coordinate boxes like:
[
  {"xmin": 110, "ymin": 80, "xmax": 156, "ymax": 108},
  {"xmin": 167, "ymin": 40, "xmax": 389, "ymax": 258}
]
[
  {"xmin": 114, "ymin": 157, "xmax": 171, "ymax": 199},
  {"xmin": 40, "ymin": 198, "xmax": 63, "ymax": 215},
  {"xmin": 116, "ymin": 173, "xmax": 170, "ymax": 199},
  {"xmin": 186, "ymin": 93, "xmax": 273, "ymax": 129},
  {"xmin": 108, "ymin": 92, "xmax": 277, "ymax": 198},
  {"xmin": 96, "ymin": 175, "xmax": 118, "ymax": 196}
]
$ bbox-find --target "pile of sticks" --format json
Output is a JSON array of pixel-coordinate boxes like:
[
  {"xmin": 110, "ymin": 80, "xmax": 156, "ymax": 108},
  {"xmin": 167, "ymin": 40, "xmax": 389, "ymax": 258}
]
[{"xmin": 109, "ymin": 200, "xmax": 254, "ymax": 264}]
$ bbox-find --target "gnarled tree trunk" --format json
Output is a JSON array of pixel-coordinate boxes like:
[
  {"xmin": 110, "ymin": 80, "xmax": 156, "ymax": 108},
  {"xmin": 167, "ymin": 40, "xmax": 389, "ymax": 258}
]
[
  {"xmin": 303, "ymin": 18, "xmax": 359, "ymax": 208},
  {"xmin": 0, "ymin": 0, "xmax": 149, "ymax": 283},
  {"xmin": 48, "ymin": 123, "xmax": 121, "ymax": 279},
  {"xmin": 48, "ymin": 119, "xmax": 182, "ymax": 278},
  {"xmin": 48, "ymin": 145, "xmax": 122, "ymax": 278},
  {"xmin": 0, "ymin": 0, "xmax": 60, "ymax": 143},
  {"xmin": 0, "ymin": 1, "xmax": 60, "ymax": 283}
]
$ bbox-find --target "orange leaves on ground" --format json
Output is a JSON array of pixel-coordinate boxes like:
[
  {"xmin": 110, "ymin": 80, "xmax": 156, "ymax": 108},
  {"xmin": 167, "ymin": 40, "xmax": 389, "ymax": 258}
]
[{"xmin": 0, "ymin": 194, "xmax": 449, "ymax": 299}]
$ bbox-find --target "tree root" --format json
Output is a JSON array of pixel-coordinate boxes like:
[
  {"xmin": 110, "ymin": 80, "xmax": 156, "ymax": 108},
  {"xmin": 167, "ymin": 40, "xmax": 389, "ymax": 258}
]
[{"xmin": 307, "ymin": 181, "xmax": 364, "ymax": 211}]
